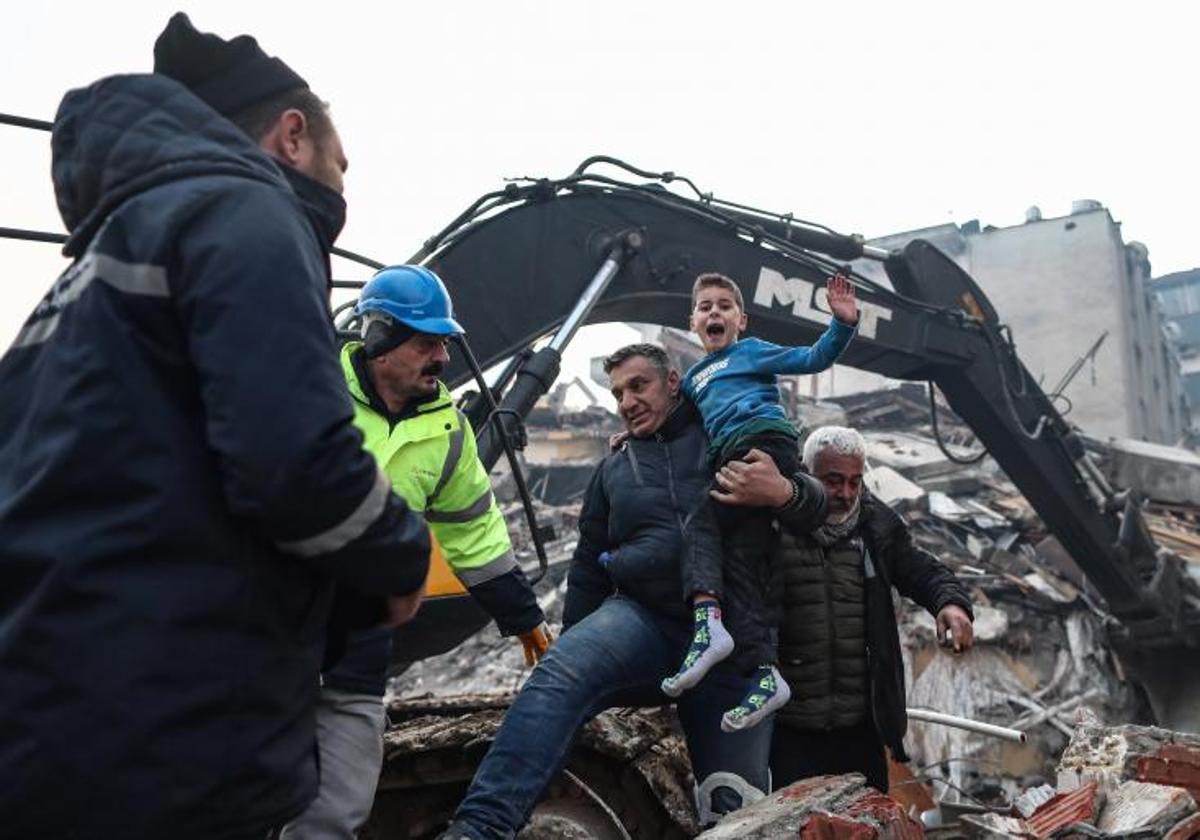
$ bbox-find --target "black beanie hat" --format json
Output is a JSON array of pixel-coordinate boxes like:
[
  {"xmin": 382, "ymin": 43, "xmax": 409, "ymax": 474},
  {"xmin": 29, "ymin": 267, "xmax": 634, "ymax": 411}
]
[{"xmin": 153, "ymin": 12, "xmax": 308, "ymax": 117}]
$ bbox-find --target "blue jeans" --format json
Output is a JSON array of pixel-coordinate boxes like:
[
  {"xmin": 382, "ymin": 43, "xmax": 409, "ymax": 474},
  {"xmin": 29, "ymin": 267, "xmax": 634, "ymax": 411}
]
[{"xmin": 452, "ymin": 596, "xmax": 773, "ymax": 839}]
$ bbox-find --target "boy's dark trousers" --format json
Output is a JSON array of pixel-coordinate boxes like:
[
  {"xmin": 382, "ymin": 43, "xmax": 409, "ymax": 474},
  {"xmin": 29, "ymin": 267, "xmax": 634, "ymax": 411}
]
[{"xmin": 684, "ymin": 431, "xmax": 800, "ymax": 673}]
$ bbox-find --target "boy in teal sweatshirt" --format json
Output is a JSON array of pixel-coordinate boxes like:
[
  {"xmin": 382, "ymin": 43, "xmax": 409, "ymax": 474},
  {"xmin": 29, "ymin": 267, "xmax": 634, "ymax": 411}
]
[{"xmin": 663, "ymin": 270, "xmax": 859, "ymax": 732}]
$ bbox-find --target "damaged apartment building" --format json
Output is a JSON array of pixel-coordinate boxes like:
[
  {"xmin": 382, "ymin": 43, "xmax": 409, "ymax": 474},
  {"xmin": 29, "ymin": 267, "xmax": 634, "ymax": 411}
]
[
  {"xmin": 849, "ymin": 200, "xmax": 1190, "ymax": 446},
  {"xmin": 1154, "ymin": 268, "xmax": 1200, "ymax": 446}
]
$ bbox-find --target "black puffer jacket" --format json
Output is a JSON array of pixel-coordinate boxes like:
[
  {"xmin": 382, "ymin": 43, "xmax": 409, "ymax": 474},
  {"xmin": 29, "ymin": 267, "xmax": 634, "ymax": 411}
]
[
  {"xmin": 775, "ymin": 492, "xmax": 974, "ymax": 761},
  {"xmin": 0, "ymin": 75, "xmax": 430, "ymax": 839},
  {"xmin": 777, "ymin": 538, "xmax": 870, "ymax": 730},
  {"xmin": 563, "ymin": 402, "xmax": 721, "ymax": 626}
]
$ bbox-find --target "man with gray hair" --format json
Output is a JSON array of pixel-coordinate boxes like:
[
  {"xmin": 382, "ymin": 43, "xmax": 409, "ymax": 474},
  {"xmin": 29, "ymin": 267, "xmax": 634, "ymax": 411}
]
[{"xmin": 709, "ymin": 425, "xmax": 974, "ymax": 792}]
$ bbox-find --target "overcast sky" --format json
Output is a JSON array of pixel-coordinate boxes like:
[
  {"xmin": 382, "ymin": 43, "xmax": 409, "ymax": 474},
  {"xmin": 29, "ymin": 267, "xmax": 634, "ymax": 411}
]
[{"xmin": 1, "ymin": 1, "xmax": 1196, "ymax": 405}]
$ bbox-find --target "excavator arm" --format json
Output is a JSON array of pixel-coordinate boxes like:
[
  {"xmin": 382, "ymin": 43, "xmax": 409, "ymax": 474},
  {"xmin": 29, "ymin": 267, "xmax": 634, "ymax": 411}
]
[{"xmin": 411, "ymin": 158, "xmax": 1197, "ymax": 651}]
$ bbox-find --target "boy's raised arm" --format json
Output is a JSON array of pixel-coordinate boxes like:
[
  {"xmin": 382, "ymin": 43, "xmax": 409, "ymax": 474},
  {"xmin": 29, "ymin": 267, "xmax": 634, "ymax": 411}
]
[{"xmin": 745, "ymin": 273, "xmax": 859, "ymax": 375}]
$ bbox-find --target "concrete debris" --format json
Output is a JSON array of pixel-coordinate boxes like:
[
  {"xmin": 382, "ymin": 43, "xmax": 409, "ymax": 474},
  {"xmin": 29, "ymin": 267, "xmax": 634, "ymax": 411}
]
[
  {"xmin": 1081, "ymin": 432, "xmax": 1200, "ymax": 508},
  {"xmin": 375, "ymin": 695, "xmax": 698, "ymax": 837},
  {"xmin": 390, "ymin": 524, "xmax": 576, "ymax": 700},
  {"xmin": 378, "ymin": 383, "xmax": 1200, "ymax": 837},
  {"xmin": 1096, "ymin": 781, "xmax": 1195, "ymax": 835},
  {"xmin": 822, "ymin": 382, "xmax": 935, "ymax": 433},
  {"xmin": 695, "ymin": 774, "xmax": 923, "ymax": 840},
  {"xmin": 936, "ymin": 722, "xmax": 1200, "ymax": 840},
  {"xmin": 864, "ymin": 431, "xmax": 979, "ymax": 481},
  {"xmin": 524, "ymin": 462, "xmax": 596, "ymax": 505},
  {"xmin": 865, "ymin": 465, "xmax": 927, "ymax": 509},
  {"xmin": 1057, "ymin": 722, "xmax": 1200, "ymax": 801},
  {"xmin": 927, "ymin": 492, "xmax": 972, "ymax": 521},
  {"xmin": 1011, "ymin": 784, "xmax": 1055, "ymax": 819}
]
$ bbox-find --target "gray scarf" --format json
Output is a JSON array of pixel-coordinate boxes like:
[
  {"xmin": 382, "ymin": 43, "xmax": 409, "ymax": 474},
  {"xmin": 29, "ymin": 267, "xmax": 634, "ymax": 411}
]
[{"xmin": 811, "ymin": 497, "xmax": 862, "ymax": 547}]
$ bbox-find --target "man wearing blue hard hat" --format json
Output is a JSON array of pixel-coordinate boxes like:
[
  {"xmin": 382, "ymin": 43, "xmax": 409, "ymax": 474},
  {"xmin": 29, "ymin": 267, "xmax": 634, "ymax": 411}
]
[{"xmin": 282, "ymin": 265, "xmax": 551, "ymax": 840}]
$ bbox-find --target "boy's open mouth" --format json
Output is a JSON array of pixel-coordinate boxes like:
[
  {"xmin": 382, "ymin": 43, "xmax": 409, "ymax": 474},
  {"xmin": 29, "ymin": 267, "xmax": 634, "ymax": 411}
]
[{"xmin": 705, "ymin": 323, "xmax": 725, "ymax": 338}]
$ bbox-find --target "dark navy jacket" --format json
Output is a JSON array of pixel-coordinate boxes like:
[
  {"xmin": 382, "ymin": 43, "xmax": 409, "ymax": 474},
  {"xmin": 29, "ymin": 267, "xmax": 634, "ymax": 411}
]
[
  {"xmin": 0, "ymin": 74, "xmax": 430, "ymax": 840},
  {"xmin": 563, "ymin": 402, "xmax": 723, "ymax": 627}
]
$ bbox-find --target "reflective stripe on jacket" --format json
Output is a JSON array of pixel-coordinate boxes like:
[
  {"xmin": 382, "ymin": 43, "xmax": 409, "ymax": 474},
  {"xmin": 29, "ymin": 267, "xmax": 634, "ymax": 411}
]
[{"xmin": 341, "ymin": 342, "xmax": 514, "ymax": 583}]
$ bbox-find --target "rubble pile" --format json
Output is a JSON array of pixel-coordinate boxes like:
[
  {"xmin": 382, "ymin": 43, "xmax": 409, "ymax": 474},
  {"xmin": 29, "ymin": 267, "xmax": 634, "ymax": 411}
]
[
  {"xmin": 793, "ymin": 386, "xmax": 1173, "ymax": 806},
  {"xmin": 391, "ymin": 503, "xmax": 580, "ymax": 699},
  {"xmin": 695, "ymin": 774, "xmax": 924, "ymax": 840},
  {"xmin": 952, "ymin": 720, "xmax": 1200, "ymax": 838}
]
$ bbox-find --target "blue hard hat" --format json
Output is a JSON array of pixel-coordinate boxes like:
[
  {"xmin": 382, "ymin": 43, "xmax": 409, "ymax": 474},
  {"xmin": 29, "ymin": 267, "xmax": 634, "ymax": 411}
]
[{"xmin": 354, "ymin": 265, "xmax": 464, "ymax": 336}]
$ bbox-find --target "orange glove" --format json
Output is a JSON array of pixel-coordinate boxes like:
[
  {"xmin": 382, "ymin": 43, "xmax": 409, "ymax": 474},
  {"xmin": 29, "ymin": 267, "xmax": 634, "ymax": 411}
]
[{"xmin": 518, "ymin": 621, "xmax": 554, "ymax": 666}]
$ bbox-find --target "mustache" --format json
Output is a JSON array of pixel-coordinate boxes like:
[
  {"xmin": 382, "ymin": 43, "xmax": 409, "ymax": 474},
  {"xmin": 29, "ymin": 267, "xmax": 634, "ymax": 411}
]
[{"xmin": 421, "ymin": 361, "xmax": 446, "ymax": 377}]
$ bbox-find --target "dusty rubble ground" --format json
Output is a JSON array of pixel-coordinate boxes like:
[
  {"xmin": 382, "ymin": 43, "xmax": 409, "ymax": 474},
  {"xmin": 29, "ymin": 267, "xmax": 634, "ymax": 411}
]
[
  {"xmin": 391, "ymin": 526, "xmax": 577, "ymax": 699},
  {"xmin": 388, "ymin": 382, "xmax": 1200, "ymax": 836}
]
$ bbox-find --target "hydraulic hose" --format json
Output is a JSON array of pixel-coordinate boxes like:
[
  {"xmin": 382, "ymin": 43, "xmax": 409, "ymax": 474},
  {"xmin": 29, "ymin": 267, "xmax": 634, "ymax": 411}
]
[{"xmin": 453, "ymin": 336, "xmax": 549, "ymax": 585}]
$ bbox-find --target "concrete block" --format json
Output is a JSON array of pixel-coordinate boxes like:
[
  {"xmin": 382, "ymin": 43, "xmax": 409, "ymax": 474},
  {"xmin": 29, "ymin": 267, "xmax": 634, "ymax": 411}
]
[
  {"xmin": 1096, "ymin": 781, "xmax": 1196, "ymax": 834},
  {"xmin": 696, "ymin": 774, "xmax": 923, "ymax": 840}
]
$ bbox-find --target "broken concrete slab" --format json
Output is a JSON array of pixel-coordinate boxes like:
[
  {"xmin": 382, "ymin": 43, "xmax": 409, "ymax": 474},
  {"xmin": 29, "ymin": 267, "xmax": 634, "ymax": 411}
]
[
  {"xmin": 863, "ymin": 431, "xmax": 972, "ymax": 480},
  {"xmin": 695, "ymin": 774, "xmax": 923, "ymax": 840},
  {"xmin": 926, "ymin": 491, "xmax": 971, "ymax": 521},
  {"xmin": 1082, "ymin": 433, "xmax": 1200, "ymax": 507},
  {"xmin": 864, "ymin": 465, "xmax": 926, "ymax": 509},
  {"xmin": 1096, "ymin": 780, "xmax": 1195, "ymax": 835}
]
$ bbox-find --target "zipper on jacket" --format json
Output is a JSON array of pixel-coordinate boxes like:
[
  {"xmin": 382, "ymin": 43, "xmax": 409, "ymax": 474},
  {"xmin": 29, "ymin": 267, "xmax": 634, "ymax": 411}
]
[
  {"xmin": 626, "ymin": 441, "xmax": 644, "ymax": 486},
  {"xmin": 661, "ymin": 434, "xmax": 686, "ymax": 532}
]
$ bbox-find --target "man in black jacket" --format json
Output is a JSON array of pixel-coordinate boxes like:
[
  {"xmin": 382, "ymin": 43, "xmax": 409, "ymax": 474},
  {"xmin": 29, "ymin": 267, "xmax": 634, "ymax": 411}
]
[
  {"xmin": 441, "ymin": 344, "xmax": 827, "ymax": 840},
  {"xmin": 712, "ymin": 425, "xmax": 975, "ymax": 792},
  {"xmin": 0, "ymin": 14, "xmax": 431, "ymax": 840}
]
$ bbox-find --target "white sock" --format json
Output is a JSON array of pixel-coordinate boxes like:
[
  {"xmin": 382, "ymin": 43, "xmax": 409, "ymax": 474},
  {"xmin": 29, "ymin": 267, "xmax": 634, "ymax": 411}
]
[
  {"xmin": 661, "ymin": 603, "xmax": 735, "ymax": 698},
  {"xmin": 721, "ymin": 665, "xmax": 792, "ymax": 732}
]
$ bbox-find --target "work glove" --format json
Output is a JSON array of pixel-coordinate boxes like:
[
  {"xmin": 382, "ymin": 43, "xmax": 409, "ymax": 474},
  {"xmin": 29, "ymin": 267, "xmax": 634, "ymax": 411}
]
[{"xmin": 519, "ymin": 621, "xmax": 554, "ymax": 666}]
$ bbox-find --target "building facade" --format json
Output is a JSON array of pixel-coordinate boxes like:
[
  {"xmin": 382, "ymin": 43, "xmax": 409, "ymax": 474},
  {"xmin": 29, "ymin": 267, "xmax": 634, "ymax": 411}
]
[
  {"xmin": 1152, "ymin": 269, "xmax": 1200, "ymax": 442},
  {"xmin": 851, "ymin": 204, "xmax": 1188, "ymax": 444}
]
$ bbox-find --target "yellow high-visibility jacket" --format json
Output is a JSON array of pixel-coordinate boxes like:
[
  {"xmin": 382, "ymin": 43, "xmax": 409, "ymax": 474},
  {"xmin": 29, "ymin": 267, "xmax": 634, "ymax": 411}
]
[
  {"xmin": 340, "ymin": 343, "xmax": 542, "ymax": 639},
  {"xmin": 343, "ymin": 342, "xmax": 516, "ymax": 590}
]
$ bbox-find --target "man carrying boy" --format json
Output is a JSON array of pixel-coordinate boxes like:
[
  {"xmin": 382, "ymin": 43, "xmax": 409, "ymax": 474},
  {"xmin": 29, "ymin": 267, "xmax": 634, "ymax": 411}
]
[{"xmin": 661, "ymin": 271, "xmax": 859, "ymax": 732}]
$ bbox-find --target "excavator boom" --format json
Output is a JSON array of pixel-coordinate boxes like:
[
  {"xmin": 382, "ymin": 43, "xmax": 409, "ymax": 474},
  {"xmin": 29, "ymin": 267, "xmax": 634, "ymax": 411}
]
[{"xmin": 416, "ymin": 160, "xmax": 1197, "ymax": 651}]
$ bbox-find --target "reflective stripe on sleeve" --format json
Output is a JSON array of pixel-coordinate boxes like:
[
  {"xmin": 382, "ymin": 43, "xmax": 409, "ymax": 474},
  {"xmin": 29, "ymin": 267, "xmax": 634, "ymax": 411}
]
[
  {"xmin": 424, "ymin": 488, "xmax": 494, "ymax": 525},
  {"xmin": 12, "ymin": 254, "xmax": 169, "ymax": 348},
  {"xmin": 457, "ymin": 549, "xmax": 518, "ymax": 587},
  {"xmin": 93, "ymin": 254, "xmax": 169, "ymax": 296},
  {"xmin": 277, "ymin": 468, "xmax": 392, "ymax": 558}
]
